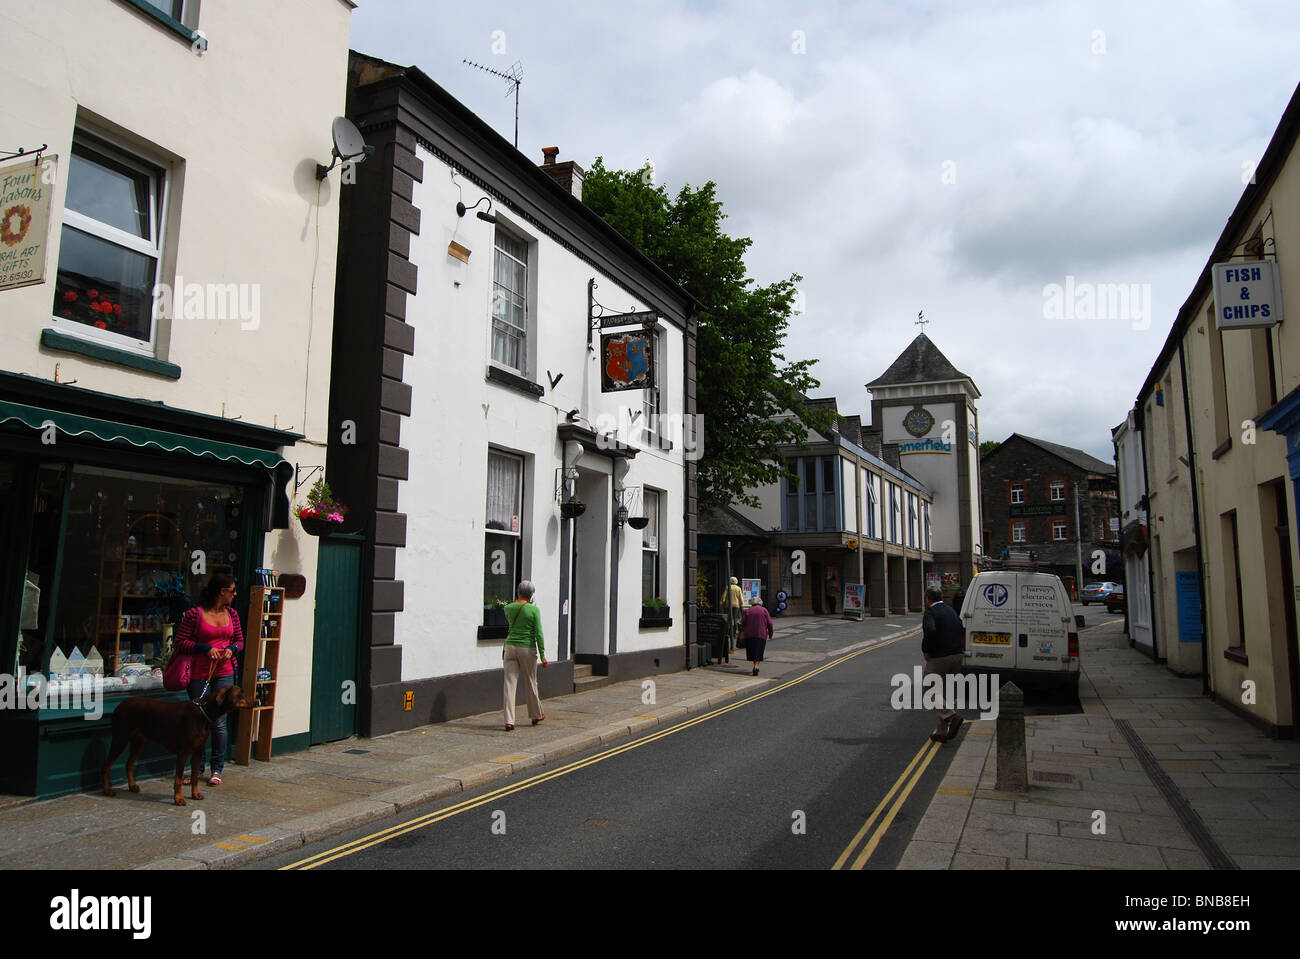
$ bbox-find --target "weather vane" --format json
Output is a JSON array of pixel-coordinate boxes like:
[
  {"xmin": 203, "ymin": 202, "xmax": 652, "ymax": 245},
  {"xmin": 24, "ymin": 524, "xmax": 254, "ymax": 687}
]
[{"xmin": 915, "ymin": 310, "xmax": 928, "ymax": 330}]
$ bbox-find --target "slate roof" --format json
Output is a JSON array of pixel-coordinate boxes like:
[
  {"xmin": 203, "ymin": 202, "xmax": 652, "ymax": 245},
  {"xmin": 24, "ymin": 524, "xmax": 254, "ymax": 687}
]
[
  {"xmin": 1001, "ymin": 433, "xmax": 1116, "ymax": 476},
  {"xmin": 697, "ymin": 505, "xmax": 771, "ymax": 538},
  {"xmin": 866, "ymin": 333, "xmax": 975, "ymax": 389}
]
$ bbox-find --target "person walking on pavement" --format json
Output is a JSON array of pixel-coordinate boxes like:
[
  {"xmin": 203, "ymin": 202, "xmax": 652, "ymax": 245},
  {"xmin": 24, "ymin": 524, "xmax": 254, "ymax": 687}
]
[
  {"xmin": 825, "ymin": 570, "xmax": 839, "ymax": 614},
  {"xmin": 725, "ymin": 576, "xmax": 745, "ymax": 658},
  {"xmin": 922, "ymin": 587, "xmax": 965, "ymax": 743},
  {"xmin": 502, "ymin": 580, "xmax": 547, "ymax": 731},
  {"xmin": 741, "ymin": 595, "xmax": 773, "ymax": 676}
]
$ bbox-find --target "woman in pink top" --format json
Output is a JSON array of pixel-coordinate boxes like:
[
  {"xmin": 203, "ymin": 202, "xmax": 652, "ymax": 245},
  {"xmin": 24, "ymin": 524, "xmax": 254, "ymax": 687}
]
[
  {"xmin": 174, "ymin": 573, "xmax": 244, "ymax": 784},
  {"xmin": 741, "ymin": 595, "xmax": 773, "ymax": 676}
]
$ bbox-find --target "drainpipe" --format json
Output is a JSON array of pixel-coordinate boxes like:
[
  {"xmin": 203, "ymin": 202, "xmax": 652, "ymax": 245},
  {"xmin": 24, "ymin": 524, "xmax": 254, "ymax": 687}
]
[
  {"xmin": 1177, "ymin": 339, "xmax": 1211, "ymax": 696},
  {"xmin": 1136, "ymin": 409, "xmax": 1160, "ymax": 663}
]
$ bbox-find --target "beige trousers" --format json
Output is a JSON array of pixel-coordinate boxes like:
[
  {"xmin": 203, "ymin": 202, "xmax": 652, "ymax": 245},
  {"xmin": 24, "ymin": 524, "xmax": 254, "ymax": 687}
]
[
  {"xmin": 923, "ymin": 653, "xmax": 964, "ymax": 731},
  {"xmin": 502, "ymin": 645, "xmax": 542, "ymax": 726}
]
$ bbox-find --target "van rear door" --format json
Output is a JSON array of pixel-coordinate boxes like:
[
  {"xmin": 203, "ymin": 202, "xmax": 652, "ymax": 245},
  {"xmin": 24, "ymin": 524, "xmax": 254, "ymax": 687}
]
[
  {"xmin": 965, "ymin": 575, "xmax": 1016, "ymax": 672},
  {"xmin": 1013, "ymin": 575, "xmax": 1070, "ymax": 673}
]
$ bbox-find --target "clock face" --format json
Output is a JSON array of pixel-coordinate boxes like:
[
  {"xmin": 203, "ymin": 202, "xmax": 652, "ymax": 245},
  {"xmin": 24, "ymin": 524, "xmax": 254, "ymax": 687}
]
[{"xmin": 904, "ymin": 406, "xmax": 934, "ymax": 438}]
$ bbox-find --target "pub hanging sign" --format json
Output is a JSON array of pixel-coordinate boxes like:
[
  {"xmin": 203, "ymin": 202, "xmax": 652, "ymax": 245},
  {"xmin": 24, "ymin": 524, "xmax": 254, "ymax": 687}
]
[
  {"xmin": 601, "ymin": 330, "xmax": 654, "ymax": 393},
  {"xmin": 1211, "ymin": 259, "xmax": 1284, "ymax": 330}
]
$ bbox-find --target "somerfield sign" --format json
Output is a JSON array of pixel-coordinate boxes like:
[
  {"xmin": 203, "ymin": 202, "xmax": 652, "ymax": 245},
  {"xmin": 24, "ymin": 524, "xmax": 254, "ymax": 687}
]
[{"xmin": 1212, "ymin": 260, "xmax": 1284, "ymax": 330}]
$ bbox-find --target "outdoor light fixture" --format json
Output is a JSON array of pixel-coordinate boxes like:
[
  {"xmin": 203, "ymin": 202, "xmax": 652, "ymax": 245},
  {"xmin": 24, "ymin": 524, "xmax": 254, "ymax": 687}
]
[
  {"xmin": 456, "ymin": 196, "xmax": 498, "ymax": 223},
  {"xmin": 316, "ymin": 117, "xmax": 375, "ymax": 180},
  {"xmin": 616, "ymin": 503, "xmax": 629, "ymax": 528}
]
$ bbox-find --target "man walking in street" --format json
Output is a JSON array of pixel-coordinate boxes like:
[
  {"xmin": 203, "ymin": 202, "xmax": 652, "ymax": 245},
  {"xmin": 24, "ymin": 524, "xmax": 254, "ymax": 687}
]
[{"xmin": 921, "ymin": 587, "xmax": 964, "ymax": 743}]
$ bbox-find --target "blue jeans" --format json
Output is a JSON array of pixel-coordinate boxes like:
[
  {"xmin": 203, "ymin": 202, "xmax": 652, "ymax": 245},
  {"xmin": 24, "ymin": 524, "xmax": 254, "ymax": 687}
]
[{"xmin": 186, "ymin": 672, "xmax": 233, "ymax": 773}]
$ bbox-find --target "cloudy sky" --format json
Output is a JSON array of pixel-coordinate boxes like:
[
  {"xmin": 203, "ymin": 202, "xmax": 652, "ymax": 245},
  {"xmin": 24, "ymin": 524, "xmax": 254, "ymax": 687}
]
[{"xmin": 351, "ymin": 0, "xmax": 1299, "ymax": 461}]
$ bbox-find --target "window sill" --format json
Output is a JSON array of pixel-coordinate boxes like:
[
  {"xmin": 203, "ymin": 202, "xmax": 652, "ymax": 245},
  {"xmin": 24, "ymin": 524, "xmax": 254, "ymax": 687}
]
[
  {"xmin": 485, "ymin": 365, "xmax": 544, "ymax": 398},
  {"xmin": 639, "ymin": 617, "xmax": 673, "ymax": 629},
  {"xmin": 115, "ymin": 0, "xmax": 206, "ymax": 49},
  {"xmin": 41, "ymin": 329, "xmax": 181, "ymax": 379},
  {"xmin": 477, "ymin": 625, "xmax": 509, "ymax": 641},
  {"xmin": 1223, "ymin": 646, "xmax": 1248, "ymax": 665}
]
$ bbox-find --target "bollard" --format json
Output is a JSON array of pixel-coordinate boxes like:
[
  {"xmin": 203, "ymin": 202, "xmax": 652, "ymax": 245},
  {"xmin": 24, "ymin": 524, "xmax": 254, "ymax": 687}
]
[{"xmin": 995, "ymin": 680, "xmax": 1027, "ymax": 792}]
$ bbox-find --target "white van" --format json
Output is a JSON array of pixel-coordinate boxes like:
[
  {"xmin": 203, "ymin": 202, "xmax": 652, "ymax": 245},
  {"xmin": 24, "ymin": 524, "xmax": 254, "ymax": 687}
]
[{"xmin": 960, "ymin": 570, "xmax": 1080, "ymax": 696}]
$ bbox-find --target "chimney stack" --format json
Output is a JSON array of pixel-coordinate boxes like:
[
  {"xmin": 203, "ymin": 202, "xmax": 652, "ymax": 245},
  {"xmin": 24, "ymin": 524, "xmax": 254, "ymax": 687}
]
[{"xmin": 539, "ymin": 146, "xmax": 584, "ymax": 201}]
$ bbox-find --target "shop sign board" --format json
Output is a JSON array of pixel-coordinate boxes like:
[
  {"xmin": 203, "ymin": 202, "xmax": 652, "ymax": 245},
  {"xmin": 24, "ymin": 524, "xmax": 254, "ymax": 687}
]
[
  {"xmin": 1212, "ymin": 260, "xmax": 1283, "ymax": 329},
  {"xmin": 0, "ymin": 155, "xmax": 56, "ymax": 291}
]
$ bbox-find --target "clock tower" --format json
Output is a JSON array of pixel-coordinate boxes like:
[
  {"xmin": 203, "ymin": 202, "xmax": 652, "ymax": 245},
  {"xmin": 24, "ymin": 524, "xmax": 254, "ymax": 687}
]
[{"xmin": 866, "ymin": 332, "xmax": 982, "ymax": 592}]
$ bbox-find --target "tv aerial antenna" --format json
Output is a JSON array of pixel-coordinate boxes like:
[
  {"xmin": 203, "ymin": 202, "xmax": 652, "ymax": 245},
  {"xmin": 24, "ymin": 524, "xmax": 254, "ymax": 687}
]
[{"xmin": 463, "ymin": 59, "xmax": 523, "ymax": 148}]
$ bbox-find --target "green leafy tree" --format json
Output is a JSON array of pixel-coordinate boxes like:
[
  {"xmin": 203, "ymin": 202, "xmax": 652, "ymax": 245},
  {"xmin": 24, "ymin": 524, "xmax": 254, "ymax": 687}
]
[
  {"xmin": 583, "ymin": 158, "xmax": 832, "ymax": 511},
  {"xmin": 979, "ymin": 440, "xmax": 1001, "ymax": 458}
]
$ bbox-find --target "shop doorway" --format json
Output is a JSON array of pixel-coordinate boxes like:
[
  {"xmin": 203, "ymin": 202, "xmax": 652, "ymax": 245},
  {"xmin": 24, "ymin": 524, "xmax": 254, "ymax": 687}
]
[{"xmin": 310, "ymin": 535, "xmax": 362, "ymax": 744}]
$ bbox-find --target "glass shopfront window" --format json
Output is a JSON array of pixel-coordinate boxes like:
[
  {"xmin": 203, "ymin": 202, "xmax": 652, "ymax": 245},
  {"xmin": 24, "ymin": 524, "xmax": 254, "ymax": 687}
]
[{"xmin": 18, "ymin": 463, "xmax": 243, "ymax": 698}]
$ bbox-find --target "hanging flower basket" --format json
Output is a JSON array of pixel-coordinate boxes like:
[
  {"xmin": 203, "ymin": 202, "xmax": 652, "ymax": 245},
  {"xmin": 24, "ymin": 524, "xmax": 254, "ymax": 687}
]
[
  {"xmin": 297, "ymin": 477, "xmax": 348, "ymax": 536},
  {"xmin": 626, "ymin": 516, "xmax": 650, "ymax": 530},
  {"xmin": 560, "ymin": 499, "xmax": 586, "ymax": 519}
]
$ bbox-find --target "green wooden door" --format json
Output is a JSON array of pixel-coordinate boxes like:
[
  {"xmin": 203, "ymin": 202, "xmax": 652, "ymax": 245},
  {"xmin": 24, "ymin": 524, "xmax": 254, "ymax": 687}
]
[{"xmin": 310, "ymin": 535, "xmax": 362, "ymax": 744}]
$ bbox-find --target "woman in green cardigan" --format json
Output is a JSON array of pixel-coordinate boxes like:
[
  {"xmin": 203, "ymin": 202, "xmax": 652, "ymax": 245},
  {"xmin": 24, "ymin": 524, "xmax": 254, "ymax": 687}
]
[{"xmin": 502, "ymin": 580, "xmax": 548, "ymax": 730}]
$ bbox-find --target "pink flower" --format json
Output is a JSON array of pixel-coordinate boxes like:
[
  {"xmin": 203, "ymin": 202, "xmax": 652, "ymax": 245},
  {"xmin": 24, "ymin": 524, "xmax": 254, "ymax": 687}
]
[{"xmin": 326, "ymin": 512, "xmax": 344, "ymax": 522}]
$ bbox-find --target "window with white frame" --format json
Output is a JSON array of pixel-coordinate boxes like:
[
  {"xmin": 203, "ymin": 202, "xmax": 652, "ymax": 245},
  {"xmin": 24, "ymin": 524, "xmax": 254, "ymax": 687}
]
[
  {"xmin": 890, "ymin": 484, "xmax": 899, "ymax": 543},
  {"xmin": 484, "ymin": 450, "xmax": 523, "ymax": 621},
  {"xmin": 1012, "ymin": 521, "xmax": 1026, "ymax": 543},
  {"xmin": 491, "ymin": 231, "xmax": 528, "ymax": 374},
  {"xmin": 1050, "ymin": 479, "xmax": 1066, "ymax": 502},
  {"xmin": 642, "ymin": 327, "xmax": 665, "ymax": 445},
  {"xmin": 143, "ymin": 0, "xmax": 184, "ymax": 18},
  {"xmin": 641, "ymin": 488, "xmax": 660, "ymax": 602},
  {"xmin": 52, "ymin": 132, "xmax": 167, "ymax": 351},
  {"xmin": 865, "ymin": 473, "xmax": 877, "ymax": 538},
  {"xmin": 1010, "ymin": 483, "xmax": 1025, "ymax": 504},
  {"xmin": 923, "ymin": 502, "xmax": 931, "ymax": 551},
  {"xmin": 1052, "ymin": 519, "xmax": 1068, "ymax": 541},
  {"xmin": 908, "ymin": 494, "xmax": 918, "ymax": 547}
]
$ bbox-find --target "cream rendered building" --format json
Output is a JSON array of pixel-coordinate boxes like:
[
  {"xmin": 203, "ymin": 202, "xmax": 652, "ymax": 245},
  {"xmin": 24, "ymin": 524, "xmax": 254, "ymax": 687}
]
[
  {"xmin": 0, "ymin": 0, "xmax": 354, "ymax": 794},
  {"xmin": 1134, "ymin": 81, "xmax": 1300, "ymax": 735}
]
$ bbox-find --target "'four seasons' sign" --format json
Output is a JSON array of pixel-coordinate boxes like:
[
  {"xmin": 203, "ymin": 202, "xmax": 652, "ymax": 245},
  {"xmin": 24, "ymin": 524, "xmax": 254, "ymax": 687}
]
[{"xmin": 0, "ymin": 155, "xmax": 56, "ymax": 292}]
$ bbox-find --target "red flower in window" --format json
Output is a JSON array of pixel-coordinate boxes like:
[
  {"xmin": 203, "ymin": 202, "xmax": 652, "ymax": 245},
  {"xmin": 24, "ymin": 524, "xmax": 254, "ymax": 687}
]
[
  {"xmin": 62, "ymin": 291, "xmax": 78, "ymax": 302},
  {"xmin": 93, "ymin": 320, "xmax": 107, "ymax": 329},
  {"xmin": 113, "ymin": 304, "xmax": 122, "ymax": 314},
  {"xmin": 62, "ymin": 310, "xmax": 73, "ymax": 317},
  {"xmin": 88, "ymin": 289, "xmax": 99, "ymax": 299}
]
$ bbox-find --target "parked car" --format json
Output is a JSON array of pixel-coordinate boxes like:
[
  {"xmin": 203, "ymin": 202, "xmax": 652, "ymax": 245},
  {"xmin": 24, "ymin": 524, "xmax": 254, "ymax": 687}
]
[
  {"xmin": 1105, "ymin": 586, "xmax": 1126, "ymax": 614},
  {"xmin": 1080, "ymin": 581, "xmax": 1122, "ymax": 605},
  {"xmin": 961, "ymin": 570, "xmax": 1079, "ymax": 697}
]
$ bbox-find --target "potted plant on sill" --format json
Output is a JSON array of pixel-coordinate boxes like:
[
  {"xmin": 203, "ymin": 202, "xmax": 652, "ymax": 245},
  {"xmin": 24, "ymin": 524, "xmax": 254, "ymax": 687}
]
[
  {"xmin": 297, "ymin": 478, "xmax": 349, "ymax": 536},
  {"xmin": 483, "ymin": 598, "xmax": 508, "ymax": 628},
  {"xmin": 641, "ymin": 596, "xmax": 668, "ymax": 620}
]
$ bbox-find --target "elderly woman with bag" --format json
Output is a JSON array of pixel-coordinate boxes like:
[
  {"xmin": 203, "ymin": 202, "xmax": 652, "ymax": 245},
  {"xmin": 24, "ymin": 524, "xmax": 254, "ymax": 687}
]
[
  {"xmin": 173, "ymin": 573, "xmax": 244, "ymax": 785},
  {"xmin": 740, "ymin": 595, "xmax": 773, "ymax": 677}
]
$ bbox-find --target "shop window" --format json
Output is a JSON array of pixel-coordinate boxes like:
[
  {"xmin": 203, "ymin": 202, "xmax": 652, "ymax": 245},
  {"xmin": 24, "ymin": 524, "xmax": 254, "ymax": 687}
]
[
  {"xmin": 490, "ymin": 231, "xmax": 529, "ymax": 374},
  {"xmin": 641, "ymin": 488, "xmax": 660, "ymax": 601},
  {"xmin": 483, "ymin": 450, "xmax": 523, "ymax": 622},
  {"xmin": 19, "ymin": 464, "xmax": 243, "ymax": 698},
  {"xmin": 52, "ymin": 131, "xmax": 167, "ymax": 353}
]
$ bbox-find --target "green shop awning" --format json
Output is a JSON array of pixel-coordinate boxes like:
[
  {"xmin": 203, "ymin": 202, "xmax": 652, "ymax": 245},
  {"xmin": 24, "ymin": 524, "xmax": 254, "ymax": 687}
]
[{"xmin": 0, "ymin": 400, "xmax": 286, "ymax": 469}]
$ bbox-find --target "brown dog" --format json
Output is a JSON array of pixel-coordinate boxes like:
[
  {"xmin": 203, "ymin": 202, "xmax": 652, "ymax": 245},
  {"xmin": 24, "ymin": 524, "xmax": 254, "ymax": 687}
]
[{"xmin": 102, "ymin": 686, "xmax": 252, "ymax": 805}]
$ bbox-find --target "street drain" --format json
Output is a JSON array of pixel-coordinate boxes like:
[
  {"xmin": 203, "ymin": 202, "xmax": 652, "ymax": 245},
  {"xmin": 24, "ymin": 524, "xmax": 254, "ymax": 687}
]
[
  {"xmin": 343, "ymin": 749, "xmax": 370, "ymax": 755},
  {"xmin": 1032, "ymin": 771, "xmax": 1075, "ymax": 783},
  {"xmin": 584, "ymin": 818, "xmax": 613, "ymax": 826}
]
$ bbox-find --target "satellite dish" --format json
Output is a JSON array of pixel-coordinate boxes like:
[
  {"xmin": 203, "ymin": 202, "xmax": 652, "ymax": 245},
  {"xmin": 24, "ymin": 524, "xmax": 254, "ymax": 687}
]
[
  {"xmin": 316, "ymin": 117, "xmax": 374, "ymax": 180},
  {"xmin": 331, "ymin": 117, "xmax": 368, "ymax": 162}
]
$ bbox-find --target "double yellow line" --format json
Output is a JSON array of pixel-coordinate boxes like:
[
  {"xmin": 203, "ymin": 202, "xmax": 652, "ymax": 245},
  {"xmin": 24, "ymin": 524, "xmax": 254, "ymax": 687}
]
[
  {"xmin": 830, "ymin": 736, "xmax": 942, "ymax": 870},
  {"xmin": 285, "ymin": 632, "xmax": 916, "ymax": 870}
]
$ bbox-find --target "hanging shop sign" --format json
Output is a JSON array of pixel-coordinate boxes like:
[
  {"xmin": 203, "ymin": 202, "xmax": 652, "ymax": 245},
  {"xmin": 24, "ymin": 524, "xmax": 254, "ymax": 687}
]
[
  {"xmin": 1211, "ymin": 260, "xmax": 1284, "ymax": 329},
  {"xmin": 601, "ymin": 330, "xmax": 655, "ymax": 393},
  {"xmin": 599, "ymin": 310, "xmax": 657, "ymax": 329},
  {"xmin": 0, "ymin": 155, "xmax": 56, "ymax": 291}
]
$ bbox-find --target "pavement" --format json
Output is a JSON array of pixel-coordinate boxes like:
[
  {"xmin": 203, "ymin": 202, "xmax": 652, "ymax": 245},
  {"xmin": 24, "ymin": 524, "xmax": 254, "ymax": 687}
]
[
  {"xmin": 7, "ymin": 609, "xmax": 1296, "ymax": 871},
  {"xmin": 900, "ymin": 619, "xmax": 1300, "ymax": 870},
  {"xmin": 0, "ymin": 610, "xmax": 923, "ymax": 870}
]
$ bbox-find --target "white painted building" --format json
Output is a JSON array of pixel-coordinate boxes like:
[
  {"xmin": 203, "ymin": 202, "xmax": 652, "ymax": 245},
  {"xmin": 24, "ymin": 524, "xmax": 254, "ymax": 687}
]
[
  {"xmin": 329, "ymin": 54, "xmax": 699, "ymax": 734},
  {"xmin": 0, "ymin": 0, "xmax": 354, "ymax": 795},
  {"xmin": 1113, "ymin": 412, "xmax": 1155, "ymax": 655}
]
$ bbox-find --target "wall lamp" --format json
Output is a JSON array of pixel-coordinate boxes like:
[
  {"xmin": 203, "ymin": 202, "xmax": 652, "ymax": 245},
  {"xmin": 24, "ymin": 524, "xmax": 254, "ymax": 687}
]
[
  {"xmin": 457, "ymin": 197, "xmax": 498, "ymax": 223},
  {"xmin": 615, "ymin": 503, "xmax": 629, "ymax": 528}
]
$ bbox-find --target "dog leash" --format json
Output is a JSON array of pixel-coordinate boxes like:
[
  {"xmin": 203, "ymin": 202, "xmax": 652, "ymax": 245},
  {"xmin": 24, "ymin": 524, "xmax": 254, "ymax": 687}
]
[{"xmin": 189, "ymin": 662, "xmax": 219, "ymax": 724}]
